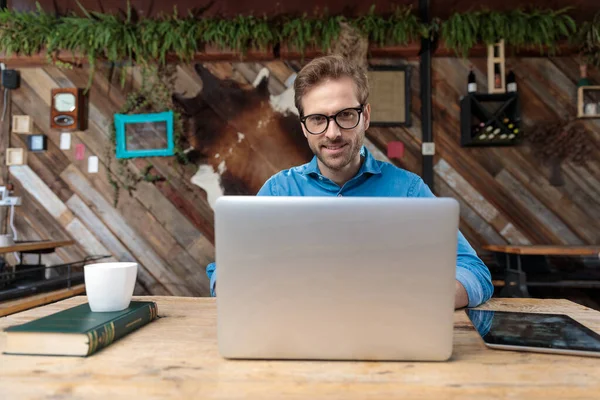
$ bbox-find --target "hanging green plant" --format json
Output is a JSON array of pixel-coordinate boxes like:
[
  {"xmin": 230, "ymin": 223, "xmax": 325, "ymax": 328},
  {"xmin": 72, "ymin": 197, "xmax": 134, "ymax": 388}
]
[
  {"xmin": 0, "ymin": 2, "xmax": 593, "ymax": 65},
  {"xmin": 352, "ymin": 5, "xmax": 423, "ymax": 48},
  {"xmin": 574, "ymin": 12, "xmax": 600, "ymax": 67},
  {"xmin": 138, "ymin": 8, "xmax": 200, "ymax": 65},
  {"xmin": 106, "ymin": 64, "xmax": 188, "ymax": 207},
  {"xmin": 441, "ymin": 8, "xmax": 576, "ymax": 57}
]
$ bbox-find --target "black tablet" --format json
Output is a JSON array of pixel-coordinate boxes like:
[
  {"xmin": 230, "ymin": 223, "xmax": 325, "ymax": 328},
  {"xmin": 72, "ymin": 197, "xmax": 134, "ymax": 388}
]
[{"xmin": 466, "ymin": 309, "xmax": 600, "ymax": 358}]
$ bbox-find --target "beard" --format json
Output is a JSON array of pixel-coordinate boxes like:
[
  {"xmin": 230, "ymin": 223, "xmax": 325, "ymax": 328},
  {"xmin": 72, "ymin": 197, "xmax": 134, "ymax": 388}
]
[{"xmin": 309, "ymin": 128, "xmax": 365, "ymax": 171}]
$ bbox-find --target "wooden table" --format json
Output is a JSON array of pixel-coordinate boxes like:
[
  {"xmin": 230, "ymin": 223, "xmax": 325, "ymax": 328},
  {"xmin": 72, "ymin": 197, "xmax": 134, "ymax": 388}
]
[
  {"xmin": 483, "ymin": 245, "xmax": 600, "ymax": 297},
  {"xmin": 1, "ymin": 296, "xmax": 600, "ymax": 399},
  {"xmin": 484, "ymin": 245, "xmax": 600, "ymax": 257},
  {"xmin": 0, "ymin": 283, "xmax": 85, "ymax": 317},
  {"xmin": 0, "ymin": 240, "xmax": 75, "ymax": 255},
  {"xmin": 0, "ymin": 240, "xmax": 76, "ymax": 271}
]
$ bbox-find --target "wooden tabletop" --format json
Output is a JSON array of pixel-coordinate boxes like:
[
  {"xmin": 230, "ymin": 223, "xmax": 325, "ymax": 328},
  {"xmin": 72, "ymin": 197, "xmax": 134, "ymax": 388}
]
[
  {"xmin": 0, "ymin": 240, "xmax": 75, "ymax": 254},
  {"xmin": 483, "ymin": 244, "xmax": 600, "ymax": 256},
  {"xmin": 1, "ymin": 297, "xmax": 600, "ymax": 399}
]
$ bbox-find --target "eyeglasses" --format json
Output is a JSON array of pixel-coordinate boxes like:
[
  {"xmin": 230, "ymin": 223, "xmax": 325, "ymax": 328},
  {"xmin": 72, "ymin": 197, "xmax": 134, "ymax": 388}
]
[{"xmin": 300, "ymin": 105, "xmax": 364, "ymax": 135}]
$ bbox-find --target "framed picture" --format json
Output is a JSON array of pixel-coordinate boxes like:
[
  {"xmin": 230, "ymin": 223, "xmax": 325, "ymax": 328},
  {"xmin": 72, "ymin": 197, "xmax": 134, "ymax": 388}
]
[
  {"xmin": 114, "ymin": 111, "xmax": 174, "ymax": 159},
  {"xmin": 6, "ymin": 148, "xmax": 26, "ymax": 165},
  {"xmin": 12, "ymin": 115, "xmax": 33, "ymax": 134},
  {"xmin": 367, "ymin": 65, "xmax": 412, "ymax": 127},
  {"xmin": 27, "ymin": 134, "xmax": 48, "ymax": 152}
]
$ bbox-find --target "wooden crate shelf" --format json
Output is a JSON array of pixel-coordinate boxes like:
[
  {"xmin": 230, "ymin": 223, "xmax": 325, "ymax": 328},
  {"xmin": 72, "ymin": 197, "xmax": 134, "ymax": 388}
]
[{"xmin": 460, "ymin": 92, "xmax": 521, "ymax": 147}]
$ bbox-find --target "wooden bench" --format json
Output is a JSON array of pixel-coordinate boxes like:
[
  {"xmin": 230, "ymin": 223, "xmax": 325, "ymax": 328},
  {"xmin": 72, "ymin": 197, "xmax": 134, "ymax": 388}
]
[{"xmin": 483, "ymin": 245, "xmax": 600, "ymax": 297}]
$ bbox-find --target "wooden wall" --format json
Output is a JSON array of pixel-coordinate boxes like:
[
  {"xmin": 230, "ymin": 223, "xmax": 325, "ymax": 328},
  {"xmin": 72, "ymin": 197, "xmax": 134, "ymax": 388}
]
[
  {"xmin": 12, "ymin": 0, "xmax": 600, "ymax": 22},
  {"xmin": 1, "ymin": 57, "xmax": 598, "ymax": 297}
]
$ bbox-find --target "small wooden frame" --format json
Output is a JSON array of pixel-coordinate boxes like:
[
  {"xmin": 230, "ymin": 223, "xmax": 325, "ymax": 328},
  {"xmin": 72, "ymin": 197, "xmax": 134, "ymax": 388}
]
[
  {"xmin": 11, "ymin": 115, "xmax": 33, "ymax": 134},
  {"xmin": 367, "ymin": 65, "xmax": 412, "ymax": 127},
  {"xmin": 5, "ymin": 148, "xmax": 26, "ymax": 166},
  {"xmin": 577, "ymin": 86, "xmax": 600, "ymax": 118},
  {"xmin": 487, "ymin": 40, "xmax": 506, "ymax": 94}
]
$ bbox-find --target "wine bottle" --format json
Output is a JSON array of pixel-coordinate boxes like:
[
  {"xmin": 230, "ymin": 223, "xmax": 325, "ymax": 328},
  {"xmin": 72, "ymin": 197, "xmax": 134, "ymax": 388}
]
[
  {"xmin": 494, "ymin": 64, "xmax": 502, "ymax": 89},
  {"xmin": 578, "ymin": 64, "xmax": 591, "ymax": 87},
  {"xmin": 507, "ymin": 70, "xmax": 517, "ymax": 92},
  {"xmin": 468, "ymin": 69, "xmax": 477, "ymax": 93}
]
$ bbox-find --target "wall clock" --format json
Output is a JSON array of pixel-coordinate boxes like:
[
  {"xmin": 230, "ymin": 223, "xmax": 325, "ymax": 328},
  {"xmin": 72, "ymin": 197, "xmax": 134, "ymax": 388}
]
[{"xmin": 50, "ymin": 88, "xmax": 84, "ymax": 131}]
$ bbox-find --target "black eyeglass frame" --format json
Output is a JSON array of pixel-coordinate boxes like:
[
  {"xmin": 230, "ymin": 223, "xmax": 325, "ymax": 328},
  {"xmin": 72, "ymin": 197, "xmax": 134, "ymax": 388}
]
[{"xmin": 300, "ymin": 105, "xmax": 365, "ymax": 135}]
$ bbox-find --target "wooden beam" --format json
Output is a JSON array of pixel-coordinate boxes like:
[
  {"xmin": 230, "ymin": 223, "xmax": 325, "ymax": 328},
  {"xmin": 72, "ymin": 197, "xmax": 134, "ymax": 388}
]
[{"xmin": 0, "ymin": 42, "xmax": 580, "ymax": 67}]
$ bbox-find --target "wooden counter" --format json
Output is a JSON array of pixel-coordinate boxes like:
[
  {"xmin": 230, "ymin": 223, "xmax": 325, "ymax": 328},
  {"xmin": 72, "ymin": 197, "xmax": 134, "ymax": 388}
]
[
  {"xmin": 0, "ymin": 240, "xmax": 75, "ymax": 255},
  {"xmin": 483, "ymin": 245, "xmax": 600, "ymax": 256},
  {"xmin": 1, "ymin": 296, "xmax": 600, "ymax": 399}
]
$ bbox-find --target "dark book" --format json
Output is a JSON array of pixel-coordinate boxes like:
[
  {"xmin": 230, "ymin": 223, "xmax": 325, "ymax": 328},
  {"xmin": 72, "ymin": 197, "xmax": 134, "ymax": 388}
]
[{"xmin": 3, "ymin": 301, "xmax": 158, "ymax": 356}]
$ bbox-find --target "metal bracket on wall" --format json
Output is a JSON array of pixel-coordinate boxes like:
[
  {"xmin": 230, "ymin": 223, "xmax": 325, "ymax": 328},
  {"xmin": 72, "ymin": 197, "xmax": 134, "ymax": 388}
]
[
  {"xmin": 419, "ymin": 0, "xmax": 434, "ymax": 189},
  {"xmin": 422, "ymin": 142, "xmax": 435, "ymax": 155}
]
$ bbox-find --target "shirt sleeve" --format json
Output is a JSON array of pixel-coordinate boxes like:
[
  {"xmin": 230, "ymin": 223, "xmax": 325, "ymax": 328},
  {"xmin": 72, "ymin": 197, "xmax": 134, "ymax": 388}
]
[
  {"xmin": 206, "ymin": 262, "xmax": 217, "ymax": 297},
  {"xmin": 206, "ymin": 177, "xmax": 278, "ymax": 297},
  {"xmin": 411, "ymin": 176, "xmax": 493, "ymax": 307}
]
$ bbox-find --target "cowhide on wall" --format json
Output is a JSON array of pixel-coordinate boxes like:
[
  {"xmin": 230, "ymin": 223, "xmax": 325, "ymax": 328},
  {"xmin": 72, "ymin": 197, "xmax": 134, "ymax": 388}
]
[{"xmin": 174, "ymin": 63, "xmax": 313, "ymax": 206}]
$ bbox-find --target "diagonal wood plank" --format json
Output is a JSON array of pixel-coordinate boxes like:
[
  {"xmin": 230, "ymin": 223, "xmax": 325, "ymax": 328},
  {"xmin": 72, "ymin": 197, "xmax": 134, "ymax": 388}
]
[
  {"xmin": 60, "ymin": 165, "xmax": 196, "ymax": 296},
  {"xmin": 15, "ymin": 67, "xmax": 210, "ymax": 295},
  {"xmin": 8, "ymin": 165, "xmax": 110, "ymax": 260},
  {"xmin": 435, "ymin": 159, "xmax": 531, "ymax": 245},
  {"xmin": 66, "ymin": 194, "xmax": 170, "ymax": 296},
  {"xmin": 495, "ymin": 170, "xmax": 584, "ymax": 245}
]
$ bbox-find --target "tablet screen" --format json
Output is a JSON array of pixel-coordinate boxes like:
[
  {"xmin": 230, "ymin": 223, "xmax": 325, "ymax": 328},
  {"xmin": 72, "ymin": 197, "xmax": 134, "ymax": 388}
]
[{"xmin": 466, "ymin": 309, "xmax": 600, "ymax": 353}]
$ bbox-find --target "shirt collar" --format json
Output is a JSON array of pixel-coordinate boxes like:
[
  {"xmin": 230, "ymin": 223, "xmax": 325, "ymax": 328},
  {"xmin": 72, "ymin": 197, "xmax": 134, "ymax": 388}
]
[{"xmin": 301, "ymin": 145, "xmax": 382, "ymax": 177}]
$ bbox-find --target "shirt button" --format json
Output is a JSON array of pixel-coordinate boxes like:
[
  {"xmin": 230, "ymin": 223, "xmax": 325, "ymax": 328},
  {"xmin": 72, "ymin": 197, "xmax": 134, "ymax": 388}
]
[
  {"xmin": 337, "ymin": 193, "xmax": 343, "ymax": 197},
  {"xmin": 319, "ymin": 176, "xmax": 323, "ymax": 180}
]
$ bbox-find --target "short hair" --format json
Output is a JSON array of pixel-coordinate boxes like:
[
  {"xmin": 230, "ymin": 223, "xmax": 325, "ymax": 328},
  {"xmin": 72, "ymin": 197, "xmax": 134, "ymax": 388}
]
[{"xmin": 293, "ymin": 55, "xmax": 369, "ymax": 116}]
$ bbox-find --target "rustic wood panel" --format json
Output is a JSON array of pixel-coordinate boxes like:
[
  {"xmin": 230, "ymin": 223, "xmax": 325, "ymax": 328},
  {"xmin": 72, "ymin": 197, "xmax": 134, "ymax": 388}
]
[
  {"xmin": 2, "ymin": 55, "xmax": 598, "ymax": 298},
  {"xmin": 60, "ymin": 165, "xmax": 194, "ymax": 296}
]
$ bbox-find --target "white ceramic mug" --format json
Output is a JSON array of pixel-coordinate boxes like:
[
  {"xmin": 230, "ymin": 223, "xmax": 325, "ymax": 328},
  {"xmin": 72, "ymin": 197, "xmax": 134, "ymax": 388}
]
[{"xmin": 84, "ymin": 262, "xmax": 138, "ymax": 312}]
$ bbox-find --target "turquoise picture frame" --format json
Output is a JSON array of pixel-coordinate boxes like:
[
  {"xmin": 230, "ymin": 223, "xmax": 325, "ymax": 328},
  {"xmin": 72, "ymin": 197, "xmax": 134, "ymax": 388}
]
[{"xmin": 115, "ymin": 111, "xmax": 174, "ymax": 159}]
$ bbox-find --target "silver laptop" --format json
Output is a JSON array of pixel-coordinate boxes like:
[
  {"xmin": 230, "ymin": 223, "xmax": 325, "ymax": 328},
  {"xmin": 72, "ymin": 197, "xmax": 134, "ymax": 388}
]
[{"xmin": 215, "ymin": 196, "xmax": 459, "ymax": 361}]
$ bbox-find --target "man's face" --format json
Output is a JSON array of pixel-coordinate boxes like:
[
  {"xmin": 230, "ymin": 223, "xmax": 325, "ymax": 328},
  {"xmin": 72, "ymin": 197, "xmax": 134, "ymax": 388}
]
[{"xmin": 300, "ymin": 77, "xmax": 371, "ymax": 172}]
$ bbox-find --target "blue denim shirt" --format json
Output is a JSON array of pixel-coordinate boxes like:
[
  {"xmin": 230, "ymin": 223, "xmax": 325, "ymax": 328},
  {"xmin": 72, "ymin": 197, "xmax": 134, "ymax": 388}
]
[{"xmin": 206, "ymin": 146, "xmax": 493, "ymax": 307}]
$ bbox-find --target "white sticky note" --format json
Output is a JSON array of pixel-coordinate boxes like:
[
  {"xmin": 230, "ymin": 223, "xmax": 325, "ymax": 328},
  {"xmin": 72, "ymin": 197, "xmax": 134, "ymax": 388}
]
[
  {"xmin": 60, "ymin": 133, "xmax": 71, "ymax": 150},
  {"xmin": 422, "ymin": 142, "xmax": 436, "ymax": 156},
  {"xmin": 88, "ymin": 156, "xmax": 99, "ymax": 173}
]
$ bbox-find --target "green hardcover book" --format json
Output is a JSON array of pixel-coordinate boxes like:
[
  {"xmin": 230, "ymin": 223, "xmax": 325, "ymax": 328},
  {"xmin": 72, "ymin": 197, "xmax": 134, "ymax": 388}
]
[{"xmin": 3, "ymin": 301, "xmax": 158, "ymax": 357}]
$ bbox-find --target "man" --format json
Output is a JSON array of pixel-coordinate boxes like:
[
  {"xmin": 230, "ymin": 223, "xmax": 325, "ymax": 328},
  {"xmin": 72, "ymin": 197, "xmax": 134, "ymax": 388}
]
[{"xmin": 206, "ymin": 55, "xmax": 493, "ymax": 308}]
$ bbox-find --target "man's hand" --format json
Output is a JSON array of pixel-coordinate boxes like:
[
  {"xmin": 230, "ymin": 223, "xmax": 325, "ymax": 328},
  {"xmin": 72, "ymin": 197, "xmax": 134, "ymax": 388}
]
[{"xmin": 454, "ymin": 280, "xmax": 469, "ymax": 309}]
